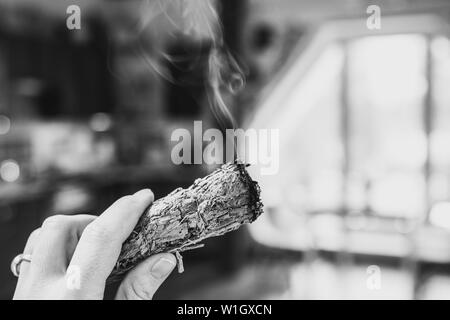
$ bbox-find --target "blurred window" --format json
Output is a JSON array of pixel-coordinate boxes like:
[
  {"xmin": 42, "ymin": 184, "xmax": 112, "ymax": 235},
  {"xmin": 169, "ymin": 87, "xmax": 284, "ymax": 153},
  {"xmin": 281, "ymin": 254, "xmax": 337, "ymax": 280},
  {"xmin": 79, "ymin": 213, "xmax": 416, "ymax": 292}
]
[
  {"xmin": 291, "ymin": 44, "xmax": 345, "ymax": 213},
  {"xmin": 347, "ymin": 35, "xmax": 428, "ymax": 219},
  {"xmin": 430, "ymin": 36, "xmax": 450, "ymax": 228},
  {"xmin": 259, "ymin": 32, "xmax": 450, "ymax": 227}
]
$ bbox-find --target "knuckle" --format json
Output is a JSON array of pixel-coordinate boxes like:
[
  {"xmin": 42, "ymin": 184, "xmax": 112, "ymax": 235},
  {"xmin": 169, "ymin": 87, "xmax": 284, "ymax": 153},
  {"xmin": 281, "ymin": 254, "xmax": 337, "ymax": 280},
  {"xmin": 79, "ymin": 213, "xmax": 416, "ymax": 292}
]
[
  {"xmin": 24, "ymin": 228, "xmax": 42, "ymax": 250},
  {"xmin": 115, "ymin": 195, "xmax": 141, "ymax": 210},
  {"xmin": 28, "ymin": 228, "xmax": 41, "ymax": 240},
  {"xmin": 42, "ymin": 215, "xmax": 70, "ymax": 229},
  {"xmin": 117, "ymin": 195, "xmax": 133, "ymax": 204},
  {"xmin": 82, "ymin": 223, "xmax": 112, "ymax": 242},
  {"xmin": 114, "ymin": 195, "xmax": 136, "ymax": 208},
  {"xmin": 128, "ymin": 280, "xmax": 154, "ymax": 300}
]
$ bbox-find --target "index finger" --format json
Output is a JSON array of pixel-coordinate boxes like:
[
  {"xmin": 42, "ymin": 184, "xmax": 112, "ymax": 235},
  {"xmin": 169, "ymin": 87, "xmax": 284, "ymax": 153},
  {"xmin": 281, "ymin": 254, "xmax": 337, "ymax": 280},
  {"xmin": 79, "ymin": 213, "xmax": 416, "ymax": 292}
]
[{"xmin": 68, "ymin": 189, "xmax": 154, "ymax": 289}]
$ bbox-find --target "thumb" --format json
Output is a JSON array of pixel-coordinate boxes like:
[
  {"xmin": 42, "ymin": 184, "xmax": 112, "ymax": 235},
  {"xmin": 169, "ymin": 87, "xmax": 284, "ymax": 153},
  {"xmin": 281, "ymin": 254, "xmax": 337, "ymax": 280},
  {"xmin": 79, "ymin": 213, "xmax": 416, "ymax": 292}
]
[{"xmin": 115, "ymin": 253, "xmax": 177, "ymax": 300}]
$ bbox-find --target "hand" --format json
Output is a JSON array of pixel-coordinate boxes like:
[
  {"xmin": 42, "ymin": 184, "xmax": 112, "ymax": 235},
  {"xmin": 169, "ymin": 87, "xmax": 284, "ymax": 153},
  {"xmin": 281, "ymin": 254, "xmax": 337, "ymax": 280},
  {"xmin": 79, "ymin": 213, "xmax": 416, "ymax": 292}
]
[{"xmin": 13, "ymin": 189, "xmax": 177, "ymax": 300}]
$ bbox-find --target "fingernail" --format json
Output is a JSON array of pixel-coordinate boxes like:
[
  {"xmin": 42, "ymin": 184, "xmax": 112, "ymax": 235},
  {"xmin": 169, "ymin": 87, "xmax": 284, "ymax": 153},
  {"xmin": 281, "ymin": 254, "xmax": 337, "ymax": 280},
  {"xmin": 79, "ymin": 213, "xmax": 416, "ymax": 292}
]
[
  {"xmin": 134, "ymin": 189, "xmax": 153, "ymax": 201},
  {"xmin": 151, "ymin": 257, "xmax": 176, "ymax": 279}
]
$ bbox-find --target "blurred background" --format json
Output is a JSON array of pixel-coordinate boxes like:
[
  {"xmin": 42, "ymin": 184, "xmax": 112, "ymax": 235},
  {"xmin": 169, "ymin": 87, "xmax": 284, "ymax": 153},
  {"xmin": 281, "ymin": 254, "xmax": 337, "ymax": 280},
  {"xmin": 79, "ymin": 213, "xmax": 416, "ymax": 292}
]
[{"xmin": 2, "ymin": 0, "xmax": 450, "ymax": 300}]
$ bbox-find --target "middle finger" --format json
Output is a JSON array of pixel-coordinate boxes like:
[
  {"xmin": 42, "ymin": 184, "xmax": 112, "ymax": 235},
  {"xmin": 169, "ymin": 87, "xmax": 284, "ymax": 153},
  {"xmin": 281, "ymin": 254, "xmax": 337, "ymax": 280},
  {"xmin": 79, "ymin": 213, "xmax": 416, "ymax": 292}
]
[{"xmin": 29, "ymin": 214, "xmax": 96, "ymax": 279}]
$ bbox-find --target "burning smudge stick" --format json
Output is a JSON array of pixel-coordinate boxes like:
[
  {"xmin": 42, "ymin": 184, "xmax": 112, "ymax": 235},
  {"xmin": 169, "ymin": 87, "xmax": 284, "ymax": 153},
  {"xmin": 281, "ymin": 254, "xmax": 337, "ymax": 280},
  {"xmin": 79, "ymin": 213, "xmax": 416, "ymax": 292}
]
[{"xmin": 109, "ymin": 162, "xmax": 263, "ymax": 281}]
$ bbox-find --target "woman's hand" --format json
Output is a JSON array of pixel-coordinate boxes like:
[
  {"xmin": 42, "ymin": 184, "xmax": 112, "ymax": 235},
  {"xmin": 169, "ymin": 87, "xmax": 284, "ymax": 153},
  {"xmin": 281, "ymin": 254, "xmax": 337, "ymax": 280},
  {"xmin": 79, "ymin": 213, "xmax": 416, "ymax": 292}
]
[{"xmin": 13, "ymin": 189, "xmax": 176, "ymax": 300}]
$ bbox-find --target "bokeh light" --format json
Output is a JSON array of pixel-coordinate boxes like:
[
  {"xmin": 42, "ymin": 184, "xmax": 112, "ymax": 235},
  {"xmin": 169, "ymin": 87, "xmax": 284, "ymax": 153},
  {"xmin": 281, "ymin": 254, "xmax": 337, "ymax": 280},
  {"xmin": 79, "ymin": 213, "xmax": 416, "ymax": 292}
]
[
  {"xmin": 89, "ymin": 113, "xmax": 113, "ymax": 132},
  {"xmin": 0, "ymin": 115, "xmax": 11, "ymax": 135},
  {"xmin": 0, "ymin": 160, "xmax": 21, "ymax": 183}
]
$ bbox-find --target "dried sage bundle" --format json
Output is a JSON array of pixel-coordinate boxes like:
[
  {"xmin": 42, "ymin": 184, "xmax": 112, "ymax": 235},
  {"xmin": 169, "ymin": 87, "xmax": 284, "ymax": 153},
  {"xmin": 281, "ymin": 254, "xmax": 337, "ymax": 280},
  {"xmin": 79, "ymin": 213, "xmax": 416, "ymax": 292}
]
[{"xmin": 109, "ymin": 162, "xmax": 263, "ymax": 281}]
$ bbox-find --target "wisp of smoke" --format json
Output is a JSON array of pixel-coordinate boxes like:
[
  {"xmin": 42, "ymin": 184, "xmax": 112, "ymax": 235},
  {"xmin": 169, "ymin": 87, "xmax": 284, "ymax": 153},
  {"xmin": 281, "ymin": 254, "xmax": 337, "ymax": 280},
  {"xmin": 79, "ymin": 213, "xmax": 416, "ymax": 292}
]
[{"xmin": 137, "ymin": 0, "xmax": 245, "ymax": 130}]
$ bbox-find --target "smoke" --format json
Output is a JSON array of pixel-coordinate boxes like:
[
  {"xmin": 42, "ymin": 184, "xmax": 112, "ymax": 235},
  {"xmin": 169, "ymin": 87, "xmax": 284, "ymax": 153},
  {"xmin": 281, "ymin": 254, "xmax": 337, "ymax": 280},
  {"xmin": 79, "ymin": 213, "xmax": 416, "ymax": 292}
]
[{"xmin": 136, "ymin": 0, "xmax": 245, "ymax": 130}]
